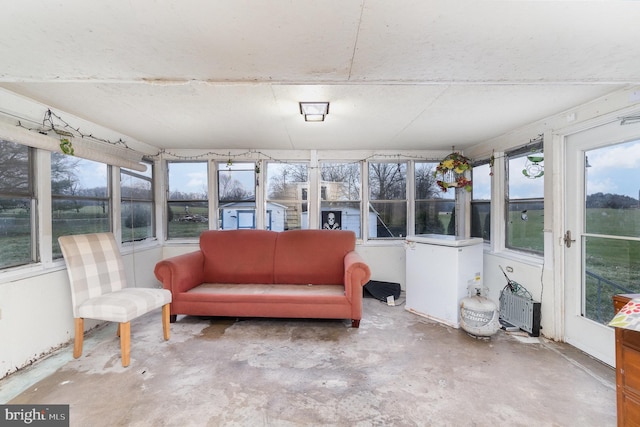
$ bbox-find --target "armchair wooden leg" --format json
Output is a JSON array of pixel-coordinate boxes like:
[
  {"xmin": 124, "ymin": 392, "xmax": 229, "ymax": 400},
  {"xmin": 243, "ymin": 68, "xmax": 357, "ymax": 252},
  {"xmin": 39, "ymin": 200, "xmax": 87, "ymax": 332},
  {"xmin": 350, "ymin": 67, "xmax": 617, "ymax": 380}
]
[
  {"xmin": 73, "ymin": 318, "xmax": 84, "ymax": 359},
  {"xmin": 119, "ymin": 321, "xmax": 131, "ymax": 367},
  {"xmin": 162, "ymin": 304, "xmax": 171, "ymax": 340},
  {"xmin": 116, "ymin": 323, "xmax": 121, "ymax": 337},
  {"xmin": 351, "ymin": 319, "xmax": 360, "ymax": 328}
]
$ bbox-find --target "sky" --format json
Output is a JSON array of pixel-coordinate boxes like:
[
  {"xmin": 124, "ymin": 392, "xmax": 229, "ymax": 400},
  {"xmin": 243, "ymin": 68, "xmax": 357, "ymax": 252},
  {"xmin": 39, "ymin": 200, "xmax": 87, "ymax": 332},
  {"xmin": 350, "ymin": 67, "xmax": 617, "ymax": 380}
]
[
  {"xmin": 586, "ymin": 138, "xmax": 640, "ymax": 199},
  {"xmin": 168, "ymin": 161, "xmax": 209, "ymax": 194},
  {"xmin": 508, "ymin": 155, "xmax": 545, "ymax": 199}
]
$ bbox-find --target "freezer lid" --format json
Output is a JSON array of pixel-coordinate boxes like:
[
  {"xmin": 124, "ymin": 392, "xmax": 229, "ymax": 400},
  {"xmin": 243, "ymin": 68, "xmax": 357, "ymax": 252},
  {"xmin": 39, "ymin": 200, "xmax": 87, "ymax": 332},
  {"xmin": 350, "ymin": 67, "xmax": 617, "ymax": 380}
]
[{"xmin": 405, "ymin": 234, "xmax": 484, "ymax": 247}]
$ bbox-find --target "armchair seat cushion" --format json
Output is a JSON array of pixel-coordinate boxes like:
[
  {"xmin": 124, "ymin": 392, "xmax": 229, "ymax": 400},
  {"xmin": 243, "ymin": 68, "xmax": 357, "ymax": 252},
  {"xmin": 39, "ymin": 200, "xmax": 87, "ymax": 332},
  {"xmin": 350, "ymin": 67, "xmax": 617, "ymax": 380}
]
[{"xmin": 77, "ymin": 288, "xmax": 172, "ymax": 323}]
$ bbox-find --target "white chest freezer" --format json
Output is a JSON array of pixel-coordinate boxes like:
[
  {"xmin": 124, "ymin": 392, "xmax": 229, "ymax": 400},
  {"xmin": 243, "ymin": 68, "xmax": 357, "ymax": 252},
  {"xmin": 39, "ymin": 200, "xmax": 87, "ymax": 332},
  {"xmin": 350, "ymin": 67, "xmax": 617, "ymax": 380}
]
[{"xmin": 405, "ymin": 234, "xmax": 483, "ymax": 328}]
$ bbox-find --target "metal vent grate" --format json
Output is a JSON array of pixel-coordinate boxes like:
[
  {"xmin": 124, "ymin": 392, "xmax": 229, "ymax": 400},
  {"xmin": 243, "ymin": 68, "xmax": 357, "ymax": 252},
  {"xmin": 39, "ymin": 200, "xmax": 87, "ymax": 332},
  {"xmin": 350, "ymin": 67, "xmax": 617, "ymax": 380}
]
[{"xmin": 499, "ymin": 290, "xmax": 541, "ymax": 337}]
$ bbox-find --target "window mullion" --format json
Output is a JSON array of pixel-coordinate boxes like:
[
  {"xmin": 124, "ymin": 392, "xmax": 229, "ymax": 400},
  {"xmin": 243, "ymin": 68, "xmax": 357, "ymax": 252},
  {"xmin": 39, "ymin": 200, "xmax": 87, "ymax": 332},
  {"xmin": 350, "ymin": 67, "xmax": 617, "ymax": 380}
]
[
  {"xmin": 407, "ymin": 161, "xmax": 415, "ymax": 237},
  {"xmin": 112, "ymin": 166, "xmax": 121, "ymax": 243},
  {"xmin": 492, "ymin": 151, "xmax": 506, "ymax": 252},
  {"xmin": 362, "ymin": 161, "xmax": 370, "ymax": 241},
  {"xmin": 36, "ymin": 148, "xmax": 53, "ymax": 265}
]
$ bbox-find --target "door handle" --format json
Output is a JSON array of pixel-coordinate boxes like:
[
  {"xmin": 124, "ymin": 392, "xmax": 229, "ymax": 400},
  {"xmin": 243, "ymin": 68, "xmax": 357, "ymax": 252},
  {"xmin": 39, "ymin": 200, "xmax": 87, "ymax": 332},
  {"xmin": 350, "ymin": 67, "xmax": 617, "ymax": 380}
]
[{"xmin": 564, "ymin": 230, "xmax": 576, "ymax": 248}]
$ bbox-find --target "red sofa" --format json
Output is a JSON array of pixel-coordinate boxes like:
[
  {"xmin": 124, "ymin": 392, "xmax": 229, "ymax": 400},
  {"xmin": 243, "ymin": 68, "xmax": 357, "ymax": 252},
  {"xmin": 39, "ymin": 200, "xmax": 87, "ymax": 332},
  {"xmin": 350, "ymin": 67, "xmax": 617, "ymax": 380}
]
[{"xmin": 154, "ymin": 229, "xmax": 371, "ymax": 327}]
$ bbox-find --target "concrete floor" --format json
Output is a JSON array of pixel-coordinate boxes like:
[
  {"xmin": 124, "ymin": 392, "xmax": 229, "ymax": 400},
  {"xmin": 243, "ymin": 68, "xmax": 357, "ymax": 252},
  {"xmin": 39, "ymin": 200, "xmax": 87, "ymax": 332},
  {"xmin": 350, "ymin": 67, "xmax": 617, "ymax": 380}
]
[{"xmin": 1, "ymin": 297, "xmax": 617, "ymax": 426}]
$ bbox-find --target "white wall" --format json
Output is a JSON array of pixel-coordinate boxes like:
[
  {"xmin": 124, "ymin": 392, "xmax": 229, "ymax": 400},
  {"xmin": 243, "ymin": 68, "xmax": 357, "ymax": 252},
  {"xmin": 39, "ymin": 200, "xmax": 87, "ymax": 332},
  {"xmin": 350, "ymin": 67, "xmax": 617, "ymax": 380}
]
[
  {"xmin": 0, "ymin": 269, "xmax": 73, "ymax": 379},
  {"xmin": 356, "ymin": 244, "xmax": 406, "ymax": 286},
  {"xmin": 121, "ymin": 245, "xmax": 166, "ymax": 289},
  {"xmin": 482, "ymin": 252, "xmax": 547, "ymax": 332}
]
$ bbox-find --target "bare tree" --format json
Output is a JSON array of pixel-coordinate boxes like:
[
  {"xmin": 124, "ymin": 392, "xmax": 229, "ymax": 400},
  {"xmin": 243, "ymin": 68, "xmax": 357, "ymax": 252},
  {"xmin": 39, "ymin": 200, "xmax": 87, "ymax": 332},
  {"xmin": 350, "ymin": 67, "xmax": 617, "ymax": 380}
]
[
  {"xmin": 51, "ymin": 152, "xmax": 81, "ymax": 196},
  {"xmin": 415, "ymin": 163, "xmax": 440, "ymax": 199},
  {"xmin": 0, "ymin": 141, "xmax": 30, "ymax": 192},
  {"xmin": 321, "ymin": 163, "xmax": 360, "ymax": 200},
  {"xmin": 369, "ymin": 163, "xmax": 406, "ymax": 199},
  {"xmin": 218, "ymin": 172, "xmax": 249, "ymax": 202}
]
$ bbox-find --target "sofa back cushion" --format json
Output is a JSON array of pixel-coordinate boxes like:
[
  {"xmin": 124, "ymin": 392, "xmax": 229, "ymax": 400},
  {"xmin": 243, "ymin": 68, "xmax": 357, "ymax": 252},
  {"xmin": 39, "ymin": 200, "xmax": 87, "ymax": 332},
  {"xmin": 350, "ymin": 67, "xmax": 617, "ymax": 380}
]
[
  {"xmin": 200, "ymin": 230, "xmax": 277, "ymax": 284},
  {"xmin": 273, "ymin": 230, "xmax": 355, "ymax": 285}
]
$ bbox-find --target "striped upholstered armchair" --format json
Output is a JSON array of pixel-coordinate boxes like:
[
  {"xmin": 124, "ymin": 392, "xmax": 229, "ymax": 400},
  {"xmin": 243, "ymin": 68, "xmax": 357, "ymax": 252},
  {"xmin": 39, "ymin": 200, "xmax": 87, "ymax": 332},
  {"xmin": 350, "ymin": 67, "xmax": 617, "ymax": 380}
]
[{"xmin": 58, "ymin": 232, "xmax": 172, "ymax": 367}]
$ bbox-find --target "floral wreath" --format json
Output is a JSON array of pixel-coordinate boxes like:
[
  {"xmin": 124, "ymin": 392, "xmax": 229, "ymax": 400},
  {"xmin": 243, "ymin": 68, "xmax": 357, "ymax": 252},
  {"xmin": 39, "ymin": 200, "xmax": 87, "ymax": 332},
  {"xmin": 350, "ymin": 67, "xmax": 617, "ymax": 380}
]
[{"xmin": 434, "ymin": 152, "xmax": 472, "ymax": 192}]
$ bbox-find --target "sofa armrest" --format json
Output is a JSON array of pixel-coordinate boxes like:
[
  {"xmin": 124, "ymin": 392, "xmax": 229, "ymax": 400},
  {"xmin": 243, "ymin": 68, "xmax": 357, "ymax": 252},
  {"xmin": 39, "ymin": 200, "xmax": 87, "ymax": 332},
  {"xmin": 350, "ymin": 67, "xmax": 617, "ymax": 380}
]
[
  {"xmin": 154, "ymin": 251, "xmax": 205, "ymax": 294},
  {"xmin": 343, "ymin": 251, "xmax": 371, "ymax": 303}
]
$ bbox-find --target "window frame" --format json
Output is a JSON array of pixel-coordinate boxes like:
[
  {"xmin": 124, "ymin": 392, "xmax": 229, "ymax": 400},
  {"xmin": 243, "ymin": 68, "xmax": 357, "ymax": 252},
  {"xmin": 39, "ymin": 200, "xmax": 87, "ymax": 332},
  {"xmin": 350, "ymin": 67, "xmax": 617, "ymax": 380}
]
[
  {"xmin": 319, "ymin": 161, "xmax": 362, "ymax": 237},
  {"xmin": 505, "ymin": 142, "xmax": 544, "ymax": 255},
  {"xmin": 0, "ymin": 141, "xmax": 37, "ymax": 269},
  {"xmin": 471, "ymin": 160, "xmax": 492, "ymax": 242},
  {"xmin": 367, "ymin": 160, "xmax": 408, "ymax": 239},
  {"xmin": 217, "ymin": 161, "xmax": 257, "ymax": 230},
  {"xmin": 236, "ymin": 210, "xmax": 256, "ymax": 229},
  {"xmin": 166, "ymin": 160, "xmax": 209, "ymax": 239},
  {"xmin": 414, "ymin": 161, "xmax": 455, "ymax": 236},
  {"xmin": 120, "ymin": 161, "xmax": 155, "ymax": 243},
  {"xmin": 50, "ymin": 152, "xmax": 111, "ymax": 259},
  {"xmin": 264, "ymin": 161, "xmax": 309, "ymax": 231}
]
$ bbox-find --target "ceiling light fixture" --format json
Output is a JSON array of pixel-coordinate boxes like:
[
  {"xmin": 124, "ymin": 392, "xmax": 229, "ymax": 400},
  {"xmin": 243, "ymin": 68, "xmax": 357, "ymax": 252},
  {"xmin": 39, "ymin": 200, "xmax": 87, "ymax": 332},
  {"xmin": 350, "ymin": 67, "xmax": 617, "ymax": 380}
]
[{"xmin": 299, "ymin": 102, "xmax": 329, "ymax": 122}]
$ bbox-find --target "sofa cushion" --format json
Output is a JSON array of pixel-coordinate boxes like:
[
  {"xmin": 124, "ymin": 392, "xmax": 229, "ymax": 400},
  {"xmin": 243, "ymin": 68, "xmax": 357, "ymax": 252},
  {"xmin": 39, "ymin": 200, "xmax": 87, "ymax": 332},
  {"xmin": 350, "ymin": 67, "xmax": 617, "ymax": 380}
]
[
  {"xmin": 200, "ymin": 229, "xmax": 277, "ymax": 284},
  {"xmin": 273, "ymin": 230, "xmax": 355, "ymax": 285},
  {"xmin": 184, "ymin": 283, "xmax": 346, "ymax": 304}
]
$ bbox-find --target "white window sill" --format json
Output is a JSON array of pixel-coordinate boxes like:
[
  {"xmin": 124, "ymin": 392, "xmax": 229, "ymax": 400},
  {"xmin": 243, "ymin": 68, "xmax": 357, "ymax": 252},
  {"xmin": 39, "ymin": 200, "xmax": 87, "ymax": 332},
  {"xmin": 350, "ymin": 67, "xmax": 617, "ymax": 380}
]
[{"xmin": 0, "ymin": 261, "xmax": 67, "ymax": 285}]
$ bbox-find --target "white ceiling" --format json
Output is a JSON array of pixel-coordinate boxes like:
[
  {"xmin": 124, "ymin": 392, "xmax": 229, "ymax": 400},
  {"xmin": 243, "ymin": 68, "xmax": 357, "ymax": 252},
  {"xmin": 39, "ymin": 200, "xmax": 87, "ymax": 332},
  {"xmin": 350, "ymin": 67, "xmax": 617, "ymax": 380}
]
[{"xmin": 1, "ymin": 1, "xmax": 639, "ymax": 152}]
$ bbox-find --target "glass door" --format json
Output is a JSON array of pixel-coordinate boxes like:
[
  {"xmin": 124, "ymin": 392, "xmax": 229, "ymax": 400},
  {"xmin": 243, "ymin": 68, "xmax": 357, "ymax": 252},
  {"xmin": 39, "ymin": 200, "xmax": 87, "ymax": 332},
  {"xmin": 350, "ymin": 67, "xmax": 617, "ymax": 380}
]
[{"xmin": 565, "ymin": 119, "xmax": 640, "ymax": 366}]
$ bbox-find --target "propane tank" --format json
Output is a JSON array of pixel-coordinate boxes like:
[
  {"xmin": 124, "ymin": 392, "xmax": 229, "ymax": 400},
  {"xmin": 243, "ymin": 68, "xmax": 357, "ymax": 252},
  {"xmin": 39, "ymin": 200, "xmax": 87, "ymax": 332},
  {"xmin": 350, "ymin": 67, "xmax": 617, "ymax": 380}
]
[{"xmin": 460, "ymin": 285, "xmax": 500, "ymax": 338}]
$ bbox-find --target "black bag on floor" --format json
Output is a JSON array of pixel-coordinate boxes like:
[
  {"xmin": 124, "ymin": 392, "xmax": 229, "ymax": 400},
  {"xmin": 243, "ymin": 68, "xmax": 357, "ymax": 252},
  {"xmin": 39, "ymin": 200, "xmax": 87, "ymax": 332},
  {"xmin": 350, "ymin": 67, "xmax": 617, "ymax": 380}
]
[{"xmin": 363, "ymin": 280, "xmax": 401, "ymax": 302}]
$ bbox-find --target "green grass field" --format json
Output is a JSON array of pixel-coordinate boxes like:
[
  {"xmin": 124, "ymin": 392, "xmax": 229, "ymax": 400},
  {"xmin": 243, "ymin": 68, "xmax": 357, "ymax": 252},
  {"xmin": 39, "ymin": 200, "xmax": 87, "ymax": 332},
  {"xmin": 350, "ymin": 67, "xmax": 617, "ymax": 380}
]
[{"xmin": 167, "ymin": 203, "xmax": 209, "ymax": 238}]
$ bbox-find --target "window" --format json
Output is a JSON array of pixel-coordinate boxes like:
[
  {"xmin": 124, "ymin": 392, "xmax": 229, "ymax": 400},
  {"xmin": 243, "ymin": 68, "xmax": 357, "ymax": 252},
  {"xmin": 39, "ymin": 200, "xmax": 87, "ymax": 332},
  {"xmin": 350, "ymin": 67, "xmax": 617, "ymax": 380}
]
[
  {"xmin": 236, "ymin": 210, "xmax": 255, "ymax": 229},
  {"xmin": 506, "ymin": 144, "xmax": 544, "ymax": 253},
  {"xmin": 414, "ymin": 162, "xmax": 454, "ymax": 235},
  {"xmin": 320, "ymin": 162, "xmax": 361, "ymax": 237},
  {"xmin": 121, "ymin": 162, "xmax": 154, "ymax": 243},
  {"xmin": 471, "ymin": 162, "xmax": 491, "ymax": 241},
  {"xmin": 265, "ymin": 162, "xmax": 308, "ymax": 231},
  {"xmin": 167, "ymin": 161, "xmax": 208, "ymax": 238},
  {"xmin": 218, "ymin": 162, "xmax": 256, "ymax": 230},
  {"xmin": 368, "ymin": 162, "xmax": 407, "ymax": 238},
  {"xmin": 0, "ymin": 140, "xmax": 35, "ymax": 268},
  {"xmin": 51, "ymin": 152, "xmax": 110, "ymax": 258}
]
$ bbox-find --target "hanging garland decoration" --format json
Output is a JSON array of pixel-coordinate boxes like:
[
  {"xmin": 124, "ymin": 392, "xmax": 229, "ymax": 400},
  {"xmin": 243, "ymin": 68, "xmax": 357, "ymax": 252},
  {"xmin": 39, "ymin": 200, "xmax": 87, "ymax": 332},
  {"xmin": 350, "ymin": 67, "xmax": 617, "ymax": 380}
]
[
  {"xmin": 489, "ymin": 151, "xmax": 495, "ymax": 176},
  {"xmin": 15, "ymin": 108, "xmax": 137, "ymax": 156},
  {"xmin": 434, "ymin": 151, "xmax": 472, "ymax": 192},
  {"xmin": 59, "ymin": 138, "xmax": 75, "ymax": 155}
]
